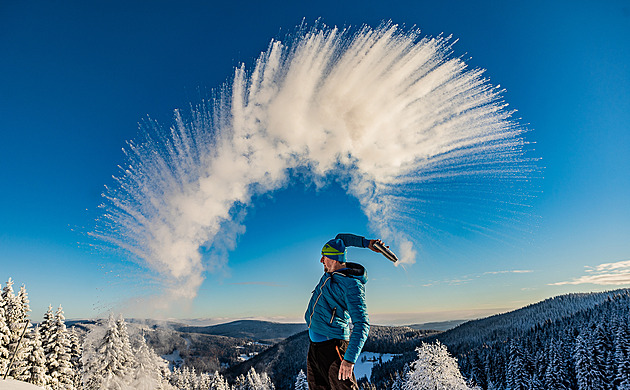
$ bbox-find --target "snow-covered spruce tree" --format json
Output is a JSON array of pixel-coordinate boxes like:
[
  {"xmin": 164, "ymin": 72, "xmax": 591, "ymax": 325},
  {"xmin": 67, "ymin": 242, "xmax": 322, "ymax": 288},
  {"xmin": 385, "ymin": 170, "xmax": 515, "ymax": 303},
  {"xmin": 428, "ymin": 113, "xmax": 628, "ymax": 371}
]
[
  {"xmin": 390, "ymin": 371, "xmax": 404, "ymax": 390},
  {"xmin": 574, "ymin": 332, "xmax": 605, "ymax": 390},
  {"xmin": 14, "ymin": 284, "xmax": 34, "ymax": 372},
  {"xmin": 294, "ymin": 369, "xmax": 307, "ymax": 390},
  {"xmin": 506, "ymin": 339, "xmax": 527, "ymax": 390},
  {"xmin": 170, "ymin": 365, "xmax": 195, "ymax": 390},
  {"xmin": 0, "ymin": 301, "xmax": 11, "ymax": 376},
  {"xmin": 82, "ymin": 315, "xmax": 171, "ymax": 390},
  {"xmin": 16, "ymin": 327, "xmax": 47, "ymax": 387},
  {"xmin": 466, "ymin": 350, "xmax": 486, "ymax": 389},
  {"xmin": 616, "ymin": 319, "xmax": 630, "ymax": 390},
  {"xmin": 1, "ymin": 278, "xmax": 33, "ymax": 379},
  {"xmin": 233, "ymin": 367, "xmax": 274, "ymax": 390},
  {"xmin": 39, "ymin": 305, "xmax": 55, "ymax": 355},
  {"xmin": 593, "ymin": 322, "xmax": 613, "ymax": 390},
  {"xmin": 130, "ymin": 330, "xmax": 169, "ymax": 390},
  {"xmin": 246, "ymin": 366, "xmax": 275, "ymax": 390},
  {"xmin": 403, "ymin": 341, "xmax": 469, "ymax": 390},
  {"xmin": 233, "ymin": 373, "xmax": 247, "ymax": 390},
  {"xmin": 82, "ymin": 314, "xmax": 132, "ymax": 389},
  {"xmin": 208, "ymin": 371, "xmax": 231, "ymax": 390},
  {"xmin": 68, "ymin": 327, "xmax": 83, "ymax": 389},
  {"xmin": 44, "ymin": 305, "xmax": 74, "ymax": 390},
  {"xmin": 115, "ymin": 315, "xmax": 135, "ymax": 377},
  {"xmin": 198, "ymin": 371, "xmax": 213, "ymax": 389},
  {"xmin": 544, "ymin": 339, "xmax": 567, "ymax": 390}
]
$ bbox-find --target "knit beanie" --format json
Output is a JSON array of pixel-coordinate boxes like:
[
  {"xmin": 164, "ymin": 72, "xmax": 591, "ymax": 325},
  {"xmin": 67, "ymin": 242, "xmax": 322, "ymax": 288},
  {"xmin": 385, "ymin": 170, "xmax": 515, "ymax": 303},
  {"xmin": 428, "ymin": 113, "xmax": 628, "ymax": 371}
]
[{"xmin": 321, "ymin": 238, "xmax": 346, "ymax": 262}]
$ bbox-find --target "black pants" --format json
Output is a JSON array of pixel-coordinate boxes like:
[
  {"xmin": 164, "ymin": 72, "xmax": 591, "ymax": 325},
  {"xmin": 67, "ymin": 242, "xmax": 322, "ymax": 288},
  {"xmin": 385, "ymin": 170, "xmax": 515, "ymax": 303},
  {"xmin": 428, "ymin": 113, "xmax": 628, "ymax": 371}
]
[{"xmin": 307, "ymin": 339, "xmax": 359, "ymax": 390}]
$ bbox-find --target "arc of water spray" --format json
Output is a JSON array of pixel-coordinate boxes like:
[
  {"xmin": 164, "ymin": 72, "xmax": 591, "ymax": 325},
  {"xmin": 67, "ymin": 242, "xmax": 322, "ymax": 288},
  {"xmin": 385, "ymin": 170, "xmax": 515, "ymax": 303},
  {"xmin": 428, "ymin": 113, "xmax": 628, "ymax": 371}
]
[{"xmin": 92, "ymin": 22, "xmax": 535, "ymax": 307}]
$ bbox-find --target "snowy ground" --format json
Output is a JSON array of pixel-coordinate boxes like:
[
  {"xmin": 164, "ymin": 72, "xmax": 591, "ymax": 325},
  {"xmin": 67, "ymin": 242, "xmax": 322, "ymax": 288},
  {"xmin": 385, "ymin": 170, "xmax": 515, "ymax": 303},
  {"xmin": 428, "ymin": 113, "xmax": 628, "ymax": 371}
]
[
  {"xmin": 162, "ymin": 349, "xmax": 184, "ymax": 369},
  {"xmin": 0, "ymin": 379, "xmax": 44, "ymax": 389},
  {"xmin": 354, "ymin": 352, "xmax": 400, "ymax": 381}
]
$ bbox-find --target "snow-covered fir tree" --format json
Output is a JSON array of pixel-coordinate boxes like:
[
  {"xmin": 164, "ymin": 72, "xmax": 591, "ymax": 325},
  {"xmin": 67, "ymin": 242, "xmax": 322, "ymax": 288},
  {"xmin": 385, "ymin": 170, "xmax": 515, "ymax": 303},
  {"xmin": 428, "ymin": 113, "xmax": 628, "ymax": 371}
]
[
  {"xmin": 466, "ymin": 350, "xmax": 486, "ymax": 389},
  {"xmin": 39, "ymin": 305, "xmax": 55, "ymax": 363},
  {"xmin": 68, "ymin": 327, "xmax": 83, "ymax": 389},
  {"xmin": 16, "ymin": 327, "xmax": 47, "ymax": 387},
  {"xmin": 544, "ymin": 339, "xmax": 567, "ymax": 390},
  {"xmin": 403, "ymin": 341, "xmax": 470, "ymax": 390},
  {"xmin": 82, "ymin": 314, "xmax": 131, "ymax": 389},
  {"xmin": 208, "ymin": 371, "xmax": 231, "ymax": 390},
  {"xmin": 170, "ymin": 367, "xmax": 233, "ymax": 390},
  {"xmin": 11, "ymin": 284, "xmax": 34, "ymax": 379},
  {"xmin": 232, "ymin": 367, "xmax": 275, "ymax": 390},
  {"xmin": 1, "ymin": 278, "xmax": 33, "ymax": 379},
  {"xmin": 594, "ymin": 322, "xmax": 614, "ymax": 390},
  {"xmin": 506, "ymin": 339, "xmax": 527, "ymax": 390},
  {"xmin": 294, "ymin": 369, "xmax": 307, "ymax": 390},
  {"xmin": 43, "ymin": 305, "xmax": 74, "ymax": 390},
  {"xmin": 615, "ymin": 317, "xmax": 630, "ymax": 390},
  {"xmin": 389, "ymin": 372, "xmax": 402, "ymax": 390},
  {"xmin": 575, "ymin": 333, "xmax": 596, "ymax": 390},
  {"xmin": 83, "ymin": 315, "xmax": 172, "ymax": 390},
  {"xmin": 170, "ymin": 366, "xmax": 195, "ymax": 390},
  {"xmin": 0, "ymin": 301, "xmax": 12, "ymax": 376},
  {"xmin": 131, "ymin": 330, "xmax": 170, "ymax": 390},
  {"xmin": 116, "ymin": 315, "xmax": 135, "ymax": 377},
  {"xmin": 197, "ymin": 372, "xmax": 213, "ymax": 390}
]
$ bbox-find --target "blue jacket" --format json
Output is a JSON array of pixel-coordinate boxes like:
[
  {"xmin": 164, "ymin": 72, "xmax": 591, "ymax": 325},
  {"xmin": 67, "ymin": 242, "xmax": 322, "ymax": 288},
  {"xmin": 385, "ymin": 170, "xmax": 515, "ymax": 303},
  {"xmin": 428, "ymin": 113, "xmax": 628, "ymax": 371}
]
[{"xmin": 304, "ymin": 234, "xmax": 370, "ymax": 363}]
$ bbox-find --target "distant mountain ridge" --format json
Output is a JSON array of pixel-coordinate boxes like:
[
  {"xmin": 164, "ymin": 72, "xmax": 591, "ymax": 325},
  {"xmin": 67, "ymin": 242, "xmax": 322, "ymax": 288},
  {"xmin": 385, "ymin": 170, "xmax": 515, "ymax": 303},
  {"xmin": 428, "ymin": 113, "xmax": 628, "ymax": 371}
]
[
  {"xmin": 408, "ymin": 319, "xmax": 468, "ymax": 331},
  {"xmin": 176, "ymin": 319, "xmax": 307, "ymax": 344}
]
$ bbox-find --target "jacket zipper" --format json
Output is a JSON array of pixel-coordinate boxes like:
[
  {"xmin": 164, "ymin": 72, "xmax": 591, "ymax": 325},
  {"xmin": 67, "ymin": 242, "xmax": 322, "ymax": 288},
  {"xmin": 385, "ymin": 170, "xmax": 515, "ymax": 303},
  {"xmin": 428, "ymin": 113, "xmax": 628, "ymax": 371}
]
[
  {"xmin": 308, "ymin": 276, "xmax": 332, "ymax": 328},
  {"xmin": 329, "ymin": 307, "xmax": 337, "ymax": 324}
]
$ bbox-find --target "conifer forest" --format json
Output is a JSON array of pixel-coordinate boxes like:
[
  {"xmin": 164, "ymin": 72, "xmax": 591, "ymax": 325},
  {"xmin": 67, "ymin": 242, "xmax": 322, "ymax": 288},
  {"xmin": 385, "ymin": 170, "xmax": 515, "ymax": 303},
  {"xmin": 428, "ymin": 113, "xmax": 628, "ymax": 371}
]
[{"xmin": 2, "ymin": 278, "xmax": 630, "ymax": 389}]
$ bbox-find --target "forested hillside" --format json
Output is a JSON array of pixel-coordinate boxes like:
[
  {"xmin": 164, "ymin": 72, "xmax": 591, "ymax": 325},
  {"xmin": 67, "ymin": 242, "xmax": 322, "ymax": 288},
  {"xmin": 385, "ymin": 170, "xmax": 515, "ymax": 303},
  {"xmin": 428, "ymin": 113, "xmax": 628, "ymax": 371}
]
[{"xmin": 372, "ymin": 288, "xmax": 630, "ymax": 390}]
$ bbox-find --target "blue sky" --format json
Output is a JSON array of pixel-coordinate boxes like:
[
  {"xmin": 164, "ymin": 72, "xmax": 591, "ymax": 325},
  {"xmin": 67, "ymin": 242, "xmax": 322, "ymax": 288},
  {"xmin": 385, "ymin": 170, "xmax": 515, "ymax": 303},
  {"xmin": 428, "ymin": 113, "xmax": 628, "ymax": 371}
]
[{"xmin": 1, "ymin": 0, "xmax": 629, "ymax": 325}]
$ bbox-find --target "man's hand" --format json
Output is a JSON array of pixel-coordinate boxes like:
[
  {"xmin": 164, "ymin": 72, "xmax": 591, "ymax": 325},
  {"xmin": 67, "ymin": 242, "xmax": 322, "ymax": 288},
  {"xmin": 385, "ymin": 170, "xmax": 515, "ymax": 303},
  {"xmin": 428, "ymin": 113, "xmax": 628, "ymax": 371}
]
[{"xmin": 338, "ymin": 359, "xmax": 355, "ymax": 381}]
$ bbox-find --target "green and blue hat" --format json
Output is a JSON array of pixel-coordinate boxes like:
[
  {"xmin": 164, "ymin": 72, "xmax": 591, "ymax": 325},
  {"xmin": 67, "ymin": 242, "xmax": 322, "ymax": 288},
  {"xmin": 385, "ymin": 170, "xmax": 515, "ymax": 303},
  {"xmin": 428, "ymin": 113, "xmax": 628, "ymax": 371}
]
[{"xmin": 321, "ymin": 238, "xmax": 346, "ymax": 262}]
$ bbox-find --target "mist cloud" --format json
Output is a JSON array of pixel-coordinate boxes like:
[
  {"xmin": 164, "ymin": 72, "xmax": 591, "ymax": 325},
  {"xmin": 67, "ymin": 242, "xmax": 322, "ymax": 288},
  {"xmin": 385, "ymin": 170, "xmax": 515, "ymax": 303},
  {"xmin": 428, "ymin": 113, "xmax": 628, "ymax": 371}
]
[{"xmin": 92, "ymin": 22, "xmax": 534, "ymax": 309}]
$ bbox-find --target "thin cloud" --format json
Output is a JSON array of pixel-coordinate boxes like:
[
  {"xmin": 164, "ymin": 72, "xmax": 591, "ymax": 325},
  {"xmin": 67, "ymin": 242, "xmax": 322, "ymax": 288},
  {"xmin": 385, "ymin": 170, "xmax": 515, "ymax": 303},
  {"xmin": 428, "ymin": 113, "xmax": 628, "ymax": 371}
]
[
  {"xmin": 229, "ymin": 281, "xmax": 286, "ymax": 287},
  {"xmin": 550, "ymin": 259, "xmax": 630, "ymax": 286},
  {"xmin": 423, "ymin": 269, "xmax": 532, "ymax": 287},
  {"xmin": 585, "ymin": 259, "xmax": 630, "ymax": 273},
  {"xmin": 484, "ymin": 270, "xmax": 533, "ymax": 275}
]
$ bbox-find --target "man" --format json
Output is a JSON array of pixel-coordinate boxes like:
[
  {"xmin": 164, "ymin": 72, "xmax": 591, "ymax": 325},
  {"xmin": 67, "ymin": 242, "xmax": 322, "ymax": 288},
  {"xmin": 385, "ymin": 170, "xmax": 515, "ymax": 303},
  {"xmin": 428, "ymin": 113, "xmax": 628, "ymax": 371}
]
[{"xmin": 304, "ymin": 233, "xmax": 383, "ymax": 390}]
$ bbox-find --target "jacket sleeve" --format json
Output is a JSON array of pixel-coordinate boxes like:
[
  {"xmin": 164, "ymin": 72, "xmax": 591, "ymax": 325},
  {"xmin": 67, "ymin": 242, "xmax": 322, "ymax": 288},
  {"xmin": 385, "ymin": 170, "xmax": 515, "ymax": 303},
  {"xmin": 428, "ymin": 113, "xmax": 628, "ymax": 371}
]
[
  {"xmin": 335, "ymin": 233, "xmax": 370, "ymax": 249},
  {"xmin": 342, "ymin": 278, "xmax": 370, "ymax": 363}
]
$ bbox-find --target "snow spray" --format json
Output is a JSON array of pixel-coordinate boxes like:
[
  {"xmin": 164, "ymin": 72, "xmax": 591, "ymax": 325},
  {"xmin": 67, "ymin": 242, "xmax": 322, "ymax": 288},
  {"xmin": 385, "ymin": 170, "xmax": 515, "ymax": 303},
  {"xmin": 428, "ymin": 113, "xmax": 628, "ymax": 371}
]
[{"xmin": 92, "ymin": 22, "xmax": 537, "ymax": 307}]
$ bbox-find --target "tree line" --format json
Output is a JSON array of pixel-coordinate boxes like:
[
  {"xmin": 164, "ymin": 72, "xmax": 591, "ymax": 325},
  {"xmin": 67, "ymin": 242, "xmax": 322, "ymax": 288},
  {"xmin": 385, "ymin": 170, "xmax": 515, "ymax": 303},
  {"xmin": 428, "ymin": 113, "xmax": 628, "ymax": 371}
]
[
  {"xmin": 455, "ymin": 291, "xmax": 630, "ymax": 390},
  {"xmin": 1, "ymin": 278, "xmax": 81, "ymax": 388},
  {"xmin": 0, "ymin": 278, "xmax": 289, "ymax": 390}
]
